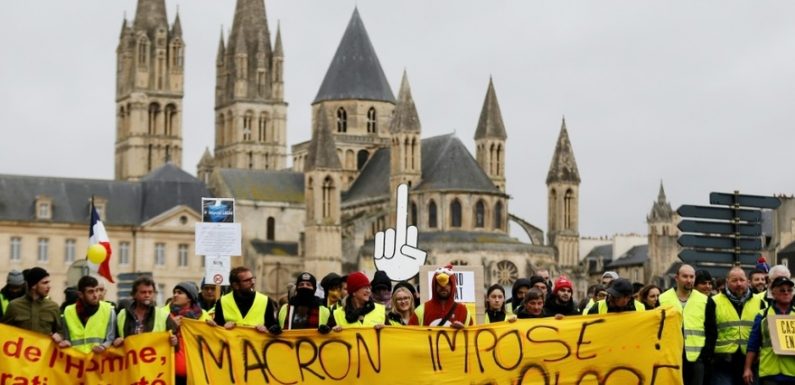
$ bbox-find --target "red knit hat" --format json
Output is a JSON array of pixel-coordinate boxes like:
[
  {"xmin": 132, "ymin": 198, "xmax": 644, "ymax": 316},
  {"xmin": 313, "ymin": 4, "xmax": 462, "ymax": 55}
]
[
  {"xmin": 553, "ymin": 275, "xmax": 573, "ymax": 294},
  {"xmin": 346, "ymin": 272, "xmax": 370, "ymax": 294}
]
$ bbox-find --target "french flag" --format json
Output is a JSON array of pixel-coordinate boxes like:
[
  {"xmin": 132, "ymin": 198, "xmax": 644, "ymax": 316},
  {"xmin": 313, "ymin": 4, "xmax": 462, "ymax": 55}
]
[{"xmin": 89, "ymin": 201, "xmax": 114, "ymax": 283}]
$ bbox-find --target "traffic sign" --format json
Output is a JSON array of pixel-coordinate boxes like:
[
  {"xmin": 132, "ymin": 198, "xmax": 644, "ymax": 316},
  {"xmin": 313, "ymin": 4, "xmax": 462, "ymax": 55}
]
[
  {"xmin": 678, "ymin": 220, "xmax": 762, "ymax": 236},
  {"xmin": 679, "ymin": 250, "xmax": 758, "ymax": 266},
  {"xmin": 709, "ymin": 192, "xmax": 781, "ymax": 209},
  {"xmin": 678, "ymin": 234, "xmax": 762, "ymax": 250},
  {"xmin": 677, "ymin": 205, "xmax": 761, "ymax": 222}
]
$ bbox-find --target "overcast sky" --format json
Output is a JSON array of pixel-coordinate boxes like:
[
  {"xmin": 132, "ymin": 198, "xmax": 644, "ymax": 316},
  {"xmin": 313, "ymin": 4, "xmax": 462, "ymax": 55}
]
[{"xmin": 1, "ymin": 1, "xmax": 794, "ymax": 238}]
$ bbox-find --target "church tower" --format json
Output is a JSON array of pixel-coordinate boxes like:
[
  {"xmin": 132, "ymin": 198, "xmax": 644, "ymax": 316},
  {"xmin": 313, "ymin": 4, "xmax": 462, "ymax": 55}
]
[
  {"xmin": 647, "ymin": 182, "xmax": 679, "ymax": 285},
  {"xmin": 547, "ymin": 117, "xmax": 580, "ymax": 268},
  {"xmin": 389, "ymin": 70, "xmax": 422, "ymax": 221},
  {"xmin": 303, "ymin": 106, "xmax": 343, "ymax": 279},
  {"xmin": 214, "ymin": 0, "xmax": 287, "ymax": 171},
  {"xmin": 474, "ymin": 78, "xmax": 507, "ymax": 192},
  {"xmin": 115, "ymin": 0, "xmax": 184, "ymax": 180}
]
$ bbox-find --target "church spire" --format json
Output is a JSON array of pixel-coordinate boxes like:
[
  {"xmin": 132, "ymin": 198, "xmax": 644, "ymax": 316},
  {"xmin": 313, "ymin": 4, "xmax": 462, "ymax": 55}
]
[
  {"xmin": 273, "ymin": 21, "xmax": 283, "ymax": 57},
  {"xmin": 171, "ymin": 10, "xmax": 182, "ymax": 37},
  {"xmin": 546, "ymin": 117, "xmax": 580, "ymax": 184},
  {"xmin": 305, "ymin": 106, "xmax": 342, "ymax": 171},
  {"xmin": 389, "ymin": 70, "xmax": 421, "ymax": 133},
  {"xmin": 474, "ymin": 77, "xmax": 507, "ymax": 140},
  {"xmin": 648, "ymin": 180, "xmax": 674, "ymax": 221},
  {"xmin": 132, "ymin": 0, "xmax": 168, "ymax": 37}
]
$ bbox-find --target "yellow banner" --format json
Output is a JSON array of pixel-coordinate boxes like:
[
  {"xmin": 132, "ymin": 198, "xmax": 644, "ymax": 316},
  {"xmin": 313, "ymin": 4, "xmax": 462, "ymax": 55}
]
[
  {"xmin": 0, "ymin": 325, "xmax": 173, "ymax": 385},
  {"xmin": 183, "ymin": 306, "xmax": 684, "ymax": 385}
]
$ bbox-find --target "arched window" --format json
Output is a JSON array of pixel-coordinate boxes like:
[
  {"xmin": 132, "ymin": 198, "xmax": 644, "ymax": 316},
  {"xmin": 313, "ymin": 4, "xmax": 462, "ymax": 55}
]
[
  {"xmin": 170, "ymin": 39, "xmax": 183, "ymax": 67},
  {"xmin": 475, "ymin": 200, "xmax": 485, "ymax": 228},
  {"xmin": 410, "ymin": 201, "xmax": 418, "ymax": 227},
  {"xmin": 307, "ymin": 178, "xmax": 314, "ymax": 219},
  {"xmin": 411, "ymin": 138, "xmax": 417, "ymax": 170},
  {"xmin": 267, "ymin": 217, "xmax": 275, "ymax": 241},
  {"xmin": 549, "ymin": 189, "xmax": 557, "ymax": 230},
  {"xmin": 148, "ymin": 103, "xmax": 161, "ymax": 134},
  {"xmin": 367, "ymin": 107, "xmax": 377, "ymax": 133},
  {"xmin": 118, "ymin": 106, "xmax": 126, "ymax": 137},
  {"xmin": 336, "ymin": 107, "xmax": 347, "ymax": 133},
  {"xmin": 137, "ymin": 37, "xmax": 149, "ymax": 67},
  {"xmin": 494, "ymin": 201, "xmax": 504, "ymax": 230},
  {"xmin": 450, "ymin": 199, "xmax": 462, "ymax": 228},
  {"xmin": 248, "ymin": 151, "xmax": 254, "ymax": 169},
  {"xmin": 165, "ymin": 145, "xmax": 171, "ymax": 162},
  {"xmin": 322, "ymin": 176, "xmax": 334, "ymax": 219},
  {"xmin": 345, "ymin": 150, "xmax": 355, "ymax": 169},
  {"xmin": 217, "ymin": 113, "xmax": 225, "ymax": 145},
  {"xmin": 428, "ymin": 200, "xmax": 438, "ymax": 229},
  {"xmin": 564, "ymin": 189, "xmax": 574, "ymax": 230},
  {"xmin": 496, "ymin": 144, "xmax": 503, "ymax": 176},
  {"xmin": 164, "ymin": 104, "xmax": 177, "ymax": 136},
  {"xmin": 147, "ymin": 144, "xmax": 153, "ymax": 171},
  {"xmin": 357, "ymin": 150, "xmax": 369, "ymax": 170},
  {"xmin": 489, "ymin": 143, "xmax": 495, "ymax": 175},
  {"xmin": 258, "ymin": 112, "xmax": 268, "ymax": 142},
  {"xmin": 243, "ymin": 111, "xmax": 253, "ymax": 141}
]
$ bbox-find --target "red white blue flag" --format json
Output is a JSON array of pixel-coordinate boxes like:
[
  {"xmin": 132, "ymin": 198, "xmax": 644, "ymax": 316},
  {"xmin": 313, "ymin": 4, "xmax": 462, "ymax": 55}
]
[{"xmin": 89, "ymin": 202, "xmax": 114, "ymax": 283}]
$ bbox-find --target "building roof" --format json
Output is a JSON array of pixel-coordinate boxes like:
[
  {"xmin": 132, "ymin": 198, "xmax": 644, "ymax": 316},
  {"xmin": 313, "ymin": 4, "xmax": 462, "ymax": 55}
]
[
  {"xmin": 313, "ymin": 8, "xmax": 395, "ymax": 104},
  {"xmin": 217, "ymin": 169, "xmax": 304, "ymax": 203},
  {"xmin": 344, "ymin": 134, "xmax": 501, "ymax": 205},
  {"xmin": 389, "ymin": 71, "xmax": 421, "ymax": 134},
  {"xmin": 607, "ymin": 245, "xmax": 648, "ymax": 268},
  {"xmin": 0, "ymin": 163, "xmax": 208, "ymax": 226},
  {"xmin": 305, "ymin": 105, "xmax": 343, "ymax": 171},
  {"xmin": 474, "ymin": 78, "xmax": 507, "ymax": 140},
  {"xmin": 546, "ymin": 118, "xmax": 581, "ymax": 184},
  {"xmin": 586, "ymin": 244, "xmax": 614, "ymax": 261},
  {"xmin": 132, "ymin": 0, "xmax": 169, "ymax": 38}
]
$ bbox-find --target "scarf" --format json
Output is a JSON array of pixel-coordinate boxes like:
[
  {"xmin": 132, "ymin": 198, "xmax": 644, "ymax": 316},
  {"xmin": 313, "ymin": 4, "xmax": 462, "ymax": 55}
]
[
  {"xmin": 76, "ymin": 300, "xmax": 100, "ymax": 326},
  {"xmin": 724, "ymin": 287, "xmax": 752, "ymax": 309},
  {"xmin": 170, "ymin": 302, "xmax": 204, "ymax": 321},
  {"xmin": 344, "ymin": 297, "xmax": 376, "ymax": 324}
]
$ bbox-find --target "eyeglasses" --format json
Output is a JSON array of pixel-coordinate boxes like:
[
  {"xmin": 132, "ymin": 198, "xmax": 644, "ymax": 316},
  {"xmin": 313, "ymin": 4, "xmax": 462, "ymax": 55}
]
[{"xmin": 776, "ymin": 287, "xmax": 794, "ymax": 293}]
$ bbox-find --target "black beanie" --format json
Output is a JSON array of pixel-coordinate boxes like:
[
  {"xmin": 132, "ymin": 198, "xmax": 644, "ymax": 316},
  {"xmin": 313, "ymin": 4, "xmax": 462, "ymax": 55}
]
[
  {"xmin": 295, "ymin": 272, "xmax": 317, "ymax": 291},
  {"xmin": 24, "ymin": 267, "xmax": 49, "ymax": 287}
]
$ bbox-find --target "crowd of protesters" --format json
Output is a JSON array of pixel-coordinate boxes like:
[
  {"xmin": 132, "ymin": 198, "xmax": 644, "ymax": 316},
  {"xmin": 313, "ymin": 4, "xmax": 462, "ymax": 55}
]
[{"xmin": 0, "ymin": 258, "xmax": 793, "ymax": 385}]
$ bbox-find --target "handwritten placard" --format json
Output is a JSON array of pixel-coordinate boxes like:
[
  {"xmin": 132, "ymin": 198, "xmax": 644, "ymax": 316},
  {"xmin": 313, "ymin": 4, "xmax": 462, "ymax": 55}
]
[
  {"xmin": 768, "ymin": 315, "xmax": 795, "ymax": 356},
  {"xmin": 195, "ymin": 223, "xmax": 242, "ymax": 256}
]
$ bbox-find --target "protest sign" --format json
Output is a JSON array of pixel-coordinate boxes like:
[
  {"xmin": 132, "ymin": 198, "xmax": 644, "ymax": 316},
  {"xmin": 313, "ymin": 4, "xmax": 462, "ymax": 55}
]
[
  {"xmin": 182, "ymin": 306, "xmax": 683, "ymax": 385},
  {"xmin": 202, "ymin": 198, "xmax": 235, "ymax": 223},
  {"xmin": 0, "ymin": 325, "xmax": 173, "ymax": 385},
  {"xmin": 768, "ymin": 314, "xmax": 795, "ymax": 356},
  {"xmin": 195, "ymin": 222, "xmax": 242, "ymax": 256}
]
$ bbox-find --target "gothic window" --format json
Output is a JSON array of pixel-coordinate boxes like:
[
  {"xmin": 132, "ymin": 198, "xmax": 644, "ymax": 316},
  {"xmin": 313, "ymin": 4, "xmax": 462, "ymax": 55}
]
[
  {"xmin": 357, "ymin": 150, "xmax": 369, "ymax": 170},
  {"xmin": 257, "ymin": 69, "xmax": 266, "ymax": 96},
  {"xmin": 410, "ymin": 201, "xmax": 417, "ymax": 227},
  {"xmin": 157, "ymin": 52, "xmax": 165, "ymax": 89},
  {"xmin": 148, "ymin": 103, "xmax": 161, "ymax": 134},
  {"xmin": 489, "ymin": 143, "xmax": 495, "ymax": 175},
  {"xmin": 137, "ymin": 37, "xmax": 149, "ymax": 67},
  {"xmin": 336, "ymin": 107, "xmax": 347, "ymax": 133},
  {"xmin": 475, "ymin": 200, "xmax": 485, "ymax": 228},
  {"xmin": 411, "ymin": 138, "xmax": 417, "ymax": 170},
  {"xmin": 243, "ymin": 111, "xmax": 253, "ymax": 141},
  {"xmin": 118, "ymin": 106, "xmax": 125, "ymax": 137},
  {"xmin": 217, "ymin": 113, "xmax": 225, "ymax": 145},
  {"xmin": 264, "ymin": 153, "xmax": 269, "ymax": 170},
  {"xmin": 549, "ymin": 189, "xmax": 557, "ymax": 230},
  {"xmin": 248, "ymin": 151, "xmax": 253, "ymax": 169},
  {"xmin": 170, "ymin": 40, "xmax": 183, "ymax": 67},
  {"xmin": 428, "ymin": 200, "xmax": 438, "ymax": 228},
  {"xmin": 496, "ymin": 144, "xmax": 503, "ymax": 176},
  {"xmin": 495, "ymin": 201, "xmax": 504, "ymax": 230},
  {"xmin": 307, "ymin": 178, "xmax": 314, "ymax": 219},
  {"xmin": 147, "ymin": 144, "xmax": 153, "ymax": 171},
  {"xmin": 165, "ymin": 145, "xmax": 171, "ymax": 162},
  {"xmin": 564, "ymin": 189, "xmax": 574, "ymax": 230},
  {"xmin": 322, "ymin": 176, "xmax": 334, "ymax": 219},
  {"xmin": 267, "ymin": 217, "xmax": 275, "ymax": 241},
  {"xmin": 345, "ymin": 150, "xmax": 355, "ymax": 169},
  {"xmin": 403, "ymin": 138, "xmax": 410, "ymax": 169},
  {"xmin": 258, "ymin": 113, "xmax": 268, "ymax": 142},
  {"xmin": 236, "ymin": 55, "xmax": 247, "ymax": 78},
  {"xmin": 367, "ymin": 107, "xmax": 377, "ymax": 133},
  {"xmin": 164, "ymin": 104, "xmax": 177, "ymax": 136},
  {"xmin": 450, "ymin": 199, "xmax": 462, "ymax": 228}
]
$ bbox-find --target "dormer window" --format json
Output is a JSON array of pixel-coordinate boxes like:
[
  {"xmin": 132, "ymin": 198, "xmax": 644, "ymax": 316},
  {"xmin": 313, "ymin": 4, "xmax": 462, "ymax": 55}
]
[
  {"xmin": 93, "ymin": 197, "xmax": 108, "ymax": 220},
  {"xmin": 36, "ymin": 195, "xmax": 52, "ymax": 220}
]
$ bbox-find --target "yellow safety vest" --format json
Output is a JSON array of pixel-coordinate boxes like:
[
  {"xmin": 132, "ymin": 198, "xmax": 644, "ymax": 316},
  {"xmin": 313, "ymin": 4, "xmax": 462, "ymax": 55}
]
[
  {"xmin": 595, "ymin": 299, "xmax": 646, "ymax": 314},
  {"xmin": 0, "ymin": 294, "xmax": 8, "ymax": 314},
  {"xmin": 413, "ymin": 303, "xmax": 472, "ymax": 326},
  {"xmin": 278, "ymin": 304, "xmax": 330, "ymax": 329},
  {"xmin": 658, "ymin": 288, "xmax": 707, "ymax": 362},
  {"xmin": 63, "ymin": 302, "xmax": 114, "ymax": 354},
  {"xmin": 713, "ymin": 292, "xmax": 762, "ymax": 354},
  {"xmin": 582, "ymin": 298, "xmax": 596, "ymax": 315},
  {"xmin": 116, "ymin": 305, "xmax": 168, "ymax": 338},
  {"xmin": 220, "ymin": 292, "xmax": 269, "ymax": 327},
  {"xmin": 505, "ymin": 302, "xmax": 514, "ymax": 316},
  {"xmin": 759, "ymin": 306, "xmax": 795, "ymax": 378},
  {"xmin": 332, "ymin": 303, "xmax": 386, "ymax": 328}
]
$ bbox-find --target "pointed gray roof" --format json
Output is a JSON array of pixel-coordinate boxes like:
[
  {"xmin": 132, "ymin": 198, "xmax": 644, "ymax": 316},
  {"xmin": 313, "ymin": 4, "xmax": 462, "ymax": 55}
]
[
  {"xmin": 216, "ymin": 28, "xmax": 226, "ymax": 64},
  {"xmin": 648, "ymin": 181, "xmax": 674, "ymax": 222},
  {"xmin": 132, "ymin": 0, "xmax": 168, "ymax": 37},
  {"xmin": 228, "ymin": 0, "xmax": 271, "ymax": 56},
  {"xmin": 474, "ymin": 78, "xmax": 507, "ymax": 140},
  {"xmin": 546, "ymin": 118, "xmax": 581, "ymax": 184},
  {"xmin": 273, "ymin": 22, "xmax": 283, "ymax": 57},
  {"xmin": 389, "ymin": 71, "xmax": 421, "ymax": 133},
  {"xmin": 172, "ymin": 12, "xmax": 182, "ymax": 37},
  {"xmin": 198, "ymin": 147, "xmax": 215, "ymax": 167},
  {"xmin": 305, "ymin": 107, "xmax": 342, "ymax": 171},
  {"xmin": 313, "ymin": 8, "xmax": 395, "ymax": 104}
]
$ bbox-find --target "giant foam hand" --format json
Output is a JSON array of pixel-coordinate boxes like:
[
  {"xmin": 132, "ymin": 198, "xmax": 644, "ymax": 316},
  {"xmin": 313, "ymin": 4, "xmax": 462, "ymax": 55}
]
[{"xmin": 373, "ymin": 184, "xmax": 427, "ymax": 281}]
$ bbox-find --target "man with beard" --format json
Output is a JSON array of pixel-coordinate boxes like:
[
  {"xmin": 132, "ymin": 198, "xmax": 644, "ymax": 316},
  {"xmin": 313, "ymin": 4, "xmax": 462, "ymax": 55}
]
[
  {"xmin": 0, "ymin": 270, "xmax": 26, "ymax": 318},
  {"xmin": 113, "ymin": 276, "xmax": 175, "ymax": 346},
  {"xmin": 507, "ymin": 278, "xmax": 531, "ymax": 315},
  {"xmin": 544, "ymin": 276, "xmax": 580, "ymax": 316},
  {"xmin": 711, "ymin": 266, "xmax": 763, "ymax": 385},
  {"xmin": 658, "ymin": 264, "xmax": 716, "ymax": 385},
  {"xmin": 1, "ymin": 268, "xmax": 65, "ymax": 343},
  {"xmin": 749, "ymin": 269, "xmax": 768, "ymax": 295},
  {"xmin": 278, "ymin": 272, "xmax": 331, "ymax": 332},
  {"xmin": 409, "ymin": 265, "xmax": 471, "ymax": 328},
  {"xmin": 61, "ymin": 276, "xmax": 116, "ymax": 353},
  {"xmin": 211, "ymin": 266, "xmax": 280, "ymax": 335}
]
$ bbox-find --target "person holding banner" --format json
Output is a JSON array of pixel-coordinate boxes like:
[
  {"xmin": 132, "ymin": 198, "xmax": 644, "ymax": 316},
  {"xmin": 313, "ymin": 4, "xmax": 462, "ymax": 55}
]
[
  {"xmin": 278, "ymin": 272, "xmax": 332, "ymax": 332},
  {"xmin": 60, "ymin": 275, "xmax": 116, "ymax": 353},
  {"xmin": 744, "ymin": 276, "xmax": 795, "ymax": 385},
  {"xmin": 409, "ymin": 265, "xmax": 472, "ymax": 328},
  {"xmin": 211, "ymin": 266, "xmax": 280, "ymax": 334},
  {"xmin": 387, "ymin": 285, "xmax": 416, "ymax": 326},
  {"xmin": 330, "ymin": 271, "xmax": 386, "ymax": 330},
  {"xmin": 320, "ymin": 272, "xmax": 347, "ymax": 312},
  {"xmin": 169, "ymin": 281, "xmax": 207, "ymax": 385},
  {"xmin": 516, "ymin": 288, "xmax": 551, "ymax": 319},
  {"xmin": 587, "ymin": 278, "xmax": 645, "ymax": 314},
  {"xmin": 113, "ymin": 276, "xmax": 175, "ymax": 347},
  {"xmin": 1, "ymin": 267, "xmax": 65, "ymax": 343}
]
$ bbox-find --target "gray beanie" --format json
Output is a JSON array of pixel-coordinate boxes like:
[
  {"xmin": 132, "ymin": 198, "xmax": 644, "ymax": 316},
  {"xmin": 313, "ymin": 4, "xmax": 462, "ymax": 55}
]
[
  {"xmin": 6, "ymin": 270, "xmax": 24, "ymax": 286},
  {"xmin": 174, "ymin": 281, "xmax": 199, "ymax": 304}
]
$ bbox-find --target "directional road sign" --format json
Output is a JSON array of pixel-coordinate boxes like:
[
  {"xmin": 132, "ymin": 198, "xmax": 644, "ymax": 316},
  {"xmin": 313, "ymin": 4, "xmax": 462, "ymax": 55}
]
[
  {"xmin": 678, "ymin": 250, "xmax": 758, "ymax": 266},
  {"xmin": 677, "ymin": 205, "xmax": 762, "ymax": 222},
  {"xmin": 709, "ymin": 192, "xmax": 781, "ymax": 209},
  {"xmin": 677, "ymin": 220, "xmax": 762, "ymax": 236},
  {"xmin": 678, "ymin": 234, "xmax": 762, "ymax": 251}
]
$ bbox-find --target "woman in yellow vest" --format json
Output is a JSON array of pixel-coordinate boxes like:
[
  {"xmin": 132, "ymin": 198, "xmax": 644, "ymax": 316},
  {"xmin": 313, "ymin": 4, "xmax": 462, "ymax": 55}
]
[
  {"xmin": 744, "ymin": 276, "xmax": 795, "ymax": 385},
  {"xmin": 330, "ymin": 272, "xmax": 386, "ymax": 330},
  {"xmin": 61, "ymin": 276, "xmax": 116, "ymax": 354},
  {"xmin": 387, "ymin": 285, "xmax": 416, "ymax": 326},
  {"xmin": 168, "ymin": 282, "xmax": 208, "ymax": 385}
]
